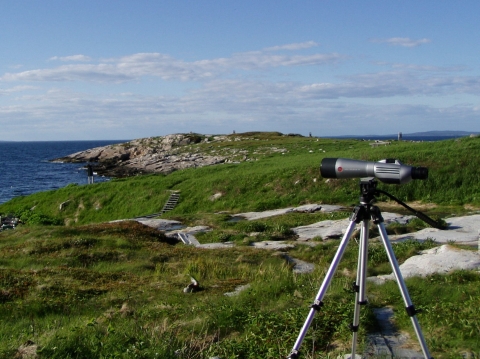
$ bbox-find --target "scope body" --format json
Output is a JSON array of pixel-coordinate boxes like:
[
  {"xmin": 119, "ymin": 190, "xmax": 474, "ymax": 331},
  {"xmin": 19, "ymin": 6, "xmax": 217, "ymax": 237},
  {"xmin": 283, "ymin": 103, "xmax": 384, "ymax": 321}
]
[{"xmin": 320, "ymin": 158, "xmax": 428, "ymax": 184}]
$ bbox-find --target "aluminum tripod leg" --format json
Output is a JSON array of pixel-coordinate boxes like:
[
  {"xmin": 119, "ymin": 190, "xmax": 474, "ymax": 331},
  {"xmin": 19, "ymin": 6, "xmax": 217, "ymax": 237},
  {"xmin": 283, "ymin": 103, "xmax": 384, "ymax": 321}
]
[
  {"xmin": 349, "ymin": 219, "xmax": 370, "ymax": 359},
  {"xmin": 287, "ymin": 220, "xmax": 359, "ymax": 359},
  {"xmin": 377, "ymin": 222, "xmax": 433, "ymax": 359}
]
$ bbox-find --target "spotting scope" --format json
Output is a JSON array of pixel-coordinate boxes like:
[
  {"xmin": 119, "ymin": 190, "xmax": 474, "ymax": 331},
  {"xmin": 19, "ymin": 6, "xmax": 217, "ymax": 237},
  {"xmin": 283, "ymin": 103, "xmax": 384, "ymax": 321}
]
[{"xmin": 320, "ymin": 158, "xmax": 428, "ymax": 184}]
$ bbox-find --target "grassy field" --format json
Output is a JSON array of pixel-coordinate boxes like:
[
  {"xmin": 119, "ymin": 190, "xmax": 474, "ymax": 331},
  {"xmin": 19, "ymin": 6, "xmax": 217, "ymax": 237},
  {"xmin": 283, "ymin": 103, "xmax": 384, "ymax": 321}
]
[{"xmin": 1, "ymin": 133, "xmax": 479, "ymax": 358}]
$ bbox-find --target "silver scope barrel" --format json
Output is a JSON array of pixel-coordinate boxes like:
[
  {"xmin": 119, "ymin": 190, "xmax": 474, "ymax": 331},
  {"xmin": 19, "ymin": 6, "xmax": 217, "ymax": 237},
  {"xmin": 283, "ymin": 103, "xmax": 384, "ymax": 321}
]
[{"xmin": 320, "ymin": 158, "xmax": 428, "ymax": 184}]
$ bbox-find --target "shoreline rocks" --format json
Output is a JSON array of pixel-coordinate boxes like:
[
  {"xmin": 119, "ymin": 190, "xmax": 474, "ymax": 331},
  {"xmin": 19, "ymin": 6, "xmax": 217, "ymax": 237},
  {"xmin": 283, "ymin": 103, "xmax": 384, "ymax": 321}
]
[{"xmin": 51, "ymin": 134, "xmax": 229, "ymax": 177}]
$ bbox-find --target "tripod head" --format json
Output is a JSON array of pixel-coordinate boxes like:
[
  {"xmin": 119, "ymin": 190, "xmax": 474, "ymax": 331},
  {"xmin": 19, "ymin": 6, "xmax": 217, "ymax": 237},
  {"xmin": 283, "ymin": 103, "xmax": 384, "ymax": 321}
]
[
  {"xmin": 359, "ymin": 177, "xmax": 379, "ymax": 204},
  {"xmin": 356, "ymin": 177, "xmax": 446, "ymax": 230}
]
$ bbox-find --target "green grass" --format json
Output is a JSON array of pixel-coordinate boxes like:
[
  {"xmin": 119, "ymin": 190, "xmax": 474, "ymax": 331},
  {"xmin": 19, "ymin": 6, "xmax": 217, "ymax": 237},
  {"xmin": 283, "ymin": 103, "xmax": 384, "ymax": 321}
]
[
  {"xmin": 368, "ymin": 270, "xmax": 480, "ymax": 356},
  {"xmin": 2, "ymin": 134, "xmax": 480, "ymax": 228},
  {"xmin": 0, "ymin": 221, "xmax": 376, "ymax": 358},
  {"xmin": 1, "ymin": 133, "xmax": 480, "ymax": 358},
  {"xmin": 1, "ymin": 222, "xmax": 479, "ymax": 358}
]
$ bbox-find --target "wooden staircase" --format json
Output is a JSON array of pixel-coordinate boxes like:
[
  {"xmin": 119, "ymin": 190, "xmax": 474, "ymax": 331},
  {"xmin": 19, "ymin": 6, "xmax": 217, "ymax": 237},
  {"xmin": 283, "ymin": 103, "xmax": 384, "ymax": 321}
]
[
  {"xmin": 160, "ymin": 192, "xmax": 180, "ymax": 214},
  {"xmin": 135, "ymin": 191, "xmax": 180, "ymax": 219}
]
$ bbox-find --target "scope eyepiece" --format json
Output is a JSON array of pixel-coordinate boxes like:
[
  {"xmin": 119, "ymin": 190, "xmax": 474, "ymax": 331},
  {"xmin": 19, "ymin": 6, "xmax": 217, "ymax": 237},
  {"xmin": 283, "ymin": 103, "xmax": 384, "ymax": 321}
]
[{"xmin": 320, "ymin": 158, "xmax": 428, "ymax": 184}]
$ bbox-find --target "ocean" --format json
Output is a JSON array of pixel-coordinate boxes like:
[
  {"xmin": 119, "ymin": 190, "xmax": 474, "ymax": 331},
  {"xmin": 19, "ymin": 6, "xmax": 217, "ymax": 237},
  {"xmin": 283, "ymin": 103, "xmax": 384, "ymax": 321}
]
[
  {"xmin": 0, "ymin": 140, "xmax": 127, "ymax": 204},
  {"xmin": 0, "ymin": 135, "xmax": 467, "ymax": 205}
]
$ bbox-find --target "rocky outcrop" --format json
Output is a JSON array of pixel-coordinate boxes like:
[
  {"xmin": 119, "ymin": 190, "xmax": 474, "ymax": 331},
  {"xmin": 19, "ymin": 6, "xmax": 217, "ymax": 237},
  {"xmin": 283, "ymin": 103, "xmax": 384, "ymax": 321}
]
[
  {"xmin": 52, "ymin": 134, "xmax": 228, "ymax": 177},
  {"xmin": 52, "ymin": 132, "xmax": 295, "ymax": 177}
]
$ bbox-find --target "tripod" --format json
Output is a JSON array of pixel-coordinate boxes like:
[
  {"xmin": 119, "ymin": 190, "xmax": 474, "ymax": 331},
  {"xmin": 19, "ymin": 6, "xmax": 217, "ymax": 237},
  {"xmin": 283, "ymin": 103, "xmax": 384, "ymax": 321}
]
[{"xmin": 287, "ymin": 178, "xmax": 433, "ymax": 359}]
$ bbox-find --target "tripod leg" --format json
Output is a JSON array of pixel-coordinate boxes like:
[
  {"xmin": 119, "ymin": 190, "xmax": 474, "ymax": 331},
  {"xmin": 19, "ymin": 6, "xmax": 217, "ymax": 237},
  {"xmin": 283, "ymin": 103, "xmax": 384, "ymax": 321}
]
[
  {"xmin": 377, "ymin": 222, "xmax": 433, "ymax": 359},
  {"xmin": 350, "ymin": 220, "xmax": 369, "ymax": 358},
  {"xmin": 287, "ymin": 220, "xmax": 358, "ymax": 359}
]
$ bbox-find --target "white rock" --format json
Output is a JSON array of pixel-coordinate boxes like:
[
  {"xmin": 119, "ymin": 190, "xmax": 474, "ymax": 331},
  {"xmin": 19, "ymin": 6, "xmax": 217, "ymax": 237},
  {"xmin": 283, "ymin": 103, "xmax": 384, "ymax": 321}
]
[
  {"xmin": 372, "ymin": 245, "xmax": 480, "ymax": 283},
  {"xmin": 232, "ymin": 208, "xmax": 295, "ymax": 221},
  {"xmin": 136, "ymin": 219, "xmax": 182, "ymax": 230},
  {"xmin": 293, "ymin": 204, "xmax": 322, "ymax": 213},
  {"xmin": 293, "ymin": 218, "xmax": 352, "ymax": 241},
  {"xmin": 210, "ymin": 192, "xmax": 223, "ymax": 201},
  {"xmin": 197, "ymin": 242, "xmax": 235, "ymax": 249},
  {"xmin": 233, "ymin": 204, "xmax": 343, "ymax": 221},
  {"xmin": 168, "ymin": 226, "xmax": 211, "ymax": 235},
  {"xmin": 388, "ymin": 214, "xmax": 480, "ymax": 245},
  {"xmin": 283, "ymin": 254, "xmax": 315, "ymax": 273},
  {"xmin": 251, "ymin": 241, "xmax": 295, "ymax": 250}
]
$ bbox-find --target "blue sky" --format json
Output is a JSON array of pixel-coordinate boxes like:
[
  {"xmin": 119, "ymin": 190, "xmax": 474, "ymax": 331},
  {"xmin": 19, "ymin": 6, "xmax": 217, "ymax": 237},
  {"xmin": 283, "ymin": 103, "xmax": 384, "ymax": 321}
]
[{"xmin": 1, "ymin": 1, "xmax": 479, "ymax": 140}]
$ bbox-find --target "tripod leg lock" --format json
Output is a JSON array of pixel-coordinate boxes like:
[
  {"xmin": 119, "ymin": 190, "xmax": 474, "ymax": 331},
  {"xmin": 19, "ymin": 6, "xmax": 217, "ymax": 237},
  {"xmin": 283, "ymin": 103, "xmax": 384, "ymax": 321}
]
[
  {"xmin": 352, "ymin": 282, "xmax": 367, "ymax": 305},
  {"xmin": 349, "ymin": 205, "xmax": 365, "ymax": 223},
  {"xmin": 310, "ymin": 300, "xmax": 324, "ymax": 311},
  {"xmin": 349, "ymin": 324, "xmax": 359, "ymax": 332},
  {"xmin": 405, "ymin": 305, "xmax": 421, "ymax": 317},
  {"xmin": 286, "ymin": 349, "xmax": 299, "ymax": 359},
  {"xmin": 352, "ymin": 281, "xmax": 360, "ymax": 293}
]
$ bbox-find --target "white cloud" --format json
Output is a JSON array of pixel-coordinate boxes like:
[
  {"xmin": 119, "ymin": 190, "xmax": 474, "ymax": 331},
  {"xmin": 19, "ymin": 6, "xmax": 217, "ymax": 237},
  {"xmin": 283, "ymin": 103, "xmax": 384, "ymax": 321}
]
[
  {"xmin": 374, "ymin": 62, "xmax": 467, "ymax": 72},
  {"xmin": 298, "ymin": 71, "xmax": 480, "ymax": 99},
  {"xmin": 0, "ymin": 85, "xmax": 37, "ymax": 95},
  {"xmin": 264, "ymin": 41, "xmax": 319, "ymax": 51},
  {"xmin": 371, "ymin": 37, "xmax": 431, "ymax": 47},
  {"xmin": 1, "ymin": 42, "xmax": 479, "ymax": 140},
  {"xmin": 2, "ymin": 48, "xmax": 344, "ymax": 83},
  {"xmin": 1, "ymin": 80, "xmax": 479, "ymax": 140},
  {"xmin": 49, "ymin": 55, "xmax": 92, "ymax": 62},
  {"xmin": 2, "ymin": 64, "xmax": 135, "ymax": 83}
]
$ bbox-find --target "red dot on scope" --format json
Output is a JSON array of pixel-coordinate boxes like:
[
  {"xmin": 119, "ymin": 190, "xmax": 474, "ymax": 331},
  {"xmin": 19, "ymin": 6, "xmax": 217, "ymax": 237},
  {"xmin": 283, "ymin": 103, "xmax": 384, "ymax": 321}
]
[{"xmin": 338, "ymin": 166, "xmax": 343, "ymax": 172}]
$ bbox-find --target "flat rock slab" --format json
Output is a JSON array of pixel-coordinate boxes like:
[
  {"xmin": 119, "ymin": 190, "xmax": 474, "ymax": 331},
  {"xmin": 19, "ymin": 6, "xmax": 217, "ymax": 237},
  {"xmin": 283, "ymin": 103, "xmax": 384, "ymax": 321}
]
[
  {"xmin": 293, "ymin": 213, "xmax": 480, "ymax": 244},
  {"xmin": 292, "ymin": 212, "xmax": 414, "ymax": 241},
  {"xmin": 365, "ymin": 307, "xmax": 424, "ymax": 359},
  {"xmin": 166, "ymin": 226, "xmax": 212, "ymax": 236},
  {"xmin": 282, "ymin": 254, "xmax": 315, "ymax": 274},
  {"xmin": 135, "ymin": 218, "xmax": 183, "ymax": 230},
  {"xmin": 197, "ymin": 242, "xmax": 235, "ymax": 249},
  {"xmin": 293, "ymin": 218, "xmax": 352, "ymax": 241},
  {"xmin": 251, "ymin": 241, "xmax": 296, "ymax": 250},
  {"xmin": 292, "ymin": 212, "xmax": 413, "ymax": 241},
  {"xmin": 232, "ymin": 204, "xmax": 344, "ymax": 221},
  {"xmin": 388, "ymin": 214, "xmax": 480, "ymax": 245},
  {"xmin": 370, "ymin": 244, "xmax": 480, "ymax": 284},
  {"xmin": 248, "ymin": 245, "xmax": 315, "ymax": 273}
]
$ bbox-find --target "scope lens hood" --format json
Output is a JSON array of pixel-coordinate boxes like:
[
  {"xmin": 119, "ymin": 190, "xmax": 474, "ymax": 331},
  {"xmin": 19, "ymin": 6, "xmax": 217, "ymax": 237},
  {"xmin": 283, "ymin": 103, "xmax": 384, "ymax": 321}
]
[
  {"xmin": 320, "ymin": 158, "xmax": 338, "ymax": 178},
  {"xmin": 411, "ymin": 167, "xmax": 428, "ymax": 180}
]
